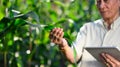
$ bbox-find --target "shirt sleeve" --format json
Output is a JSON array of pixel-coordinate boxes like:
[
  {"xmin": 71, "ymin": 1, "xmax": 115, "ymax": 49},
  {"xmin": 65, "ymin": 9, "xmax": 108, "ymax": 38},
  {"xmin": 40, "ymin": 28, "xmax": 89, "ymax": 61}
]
[{"xmin": 72, "ymin": 24, "xmax": 87, "ymax": 61}]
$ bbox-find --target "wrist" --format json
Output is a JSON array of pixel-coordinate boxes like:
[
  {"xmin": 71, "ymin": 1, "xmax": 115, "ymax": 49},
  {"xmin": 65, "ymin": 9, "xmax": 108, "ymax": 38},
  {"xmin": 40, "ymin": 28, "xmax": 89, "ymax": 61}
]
[
  {"xmin": 58, "ymin": 38, "xmax": 67, "ymax": 47},
  {"xmin": 59, "ymin": 44, "xmax": 69, "ymax": 52},
  {"xmin": 58, "ymin": 38, "xmax": 69, "ymax": 52}
]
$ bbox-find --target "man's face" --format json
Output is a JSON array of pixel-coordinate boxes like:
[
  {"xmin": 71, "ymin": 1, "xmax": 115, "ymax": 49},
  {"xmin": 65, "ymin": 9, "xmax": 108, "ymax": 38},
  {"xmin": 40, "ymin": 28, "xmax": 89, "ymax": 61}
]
[{"xmin": 96, "ymin": 0, "xmax": 120, "ymax": 20}]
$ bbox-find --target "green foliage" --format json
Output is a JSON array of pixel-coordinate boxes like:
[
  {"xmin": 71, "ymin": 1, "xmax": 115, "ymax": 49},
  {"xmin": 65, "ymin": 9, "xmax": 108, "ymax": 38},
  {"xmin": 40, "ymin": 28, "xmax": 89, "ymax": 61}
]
[{"xmin": 0, "ymin": 0, "xmax": 100, "ymax": 67}]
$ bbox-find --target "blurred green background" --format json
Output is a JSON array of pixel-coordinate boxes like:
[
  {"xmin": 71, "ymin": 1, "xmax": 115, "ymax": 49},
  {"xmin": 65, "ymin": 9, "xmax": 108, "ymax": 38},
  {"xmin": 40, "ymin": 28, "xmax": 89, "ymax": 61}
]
[{"xmin": 0, "ymin": 0, "xmax": 100, "ymax": 67}]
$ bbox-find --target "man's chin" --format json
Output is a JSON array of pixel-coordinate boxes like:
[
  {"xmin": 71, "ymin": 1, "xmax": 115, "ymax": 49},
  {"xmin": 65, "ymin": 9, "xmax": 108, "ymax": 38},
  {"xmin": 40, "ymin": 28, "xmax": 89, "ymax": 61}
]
[{"xmin": 102, "ymin": 15, "xmax": 110, "ymax": 20}]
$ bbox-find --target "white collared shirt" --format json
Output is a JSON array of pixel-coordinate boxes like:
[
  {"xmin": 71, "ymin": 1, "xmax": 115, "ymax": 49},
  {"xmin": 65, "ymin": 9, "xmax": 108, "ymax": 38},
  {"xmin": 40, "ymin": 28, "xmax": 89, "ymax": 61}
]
[{"xmin": 73, "ymin": 17, "xmax": 120, "ymax": 67}]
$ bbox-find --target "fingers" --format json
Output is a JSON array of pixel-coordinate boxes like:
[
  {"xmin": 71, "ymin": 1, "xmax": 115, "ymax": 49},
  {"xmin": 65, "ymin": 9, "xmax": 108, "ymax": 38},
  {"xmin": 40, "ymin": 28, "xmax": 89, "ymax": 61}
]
[
  {"xmin": 105, "ymin": 53, "xmax": 119, "ymax": 64},
  {"xmin": 100, "ymin": 53, "xmax": 120, "ymax": 67},
  {"xmin": 50, "ymin": 28, "xmax": 63, "ymax": 38},
  {"xmin": 105, "ymin": 53, "xmax": 120, "ymax": 67},
  {"xmin": 100, "ymin": 53, "xmax": 112, "ymax": 67},
  {"xmin": 49, "ymin": 28, "xmax": 64, "ymax": 45}
]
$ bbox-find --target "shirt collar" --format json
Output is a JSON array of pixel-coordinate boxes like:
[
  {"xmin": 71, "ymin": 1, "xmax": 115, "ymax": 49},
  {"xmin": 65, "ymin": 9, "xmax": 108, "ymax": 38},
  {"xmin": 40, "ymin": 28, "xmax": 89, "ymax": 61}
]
[{"xmin": 101, "ymin": 16, "xmax": 120, "ymax": 30}]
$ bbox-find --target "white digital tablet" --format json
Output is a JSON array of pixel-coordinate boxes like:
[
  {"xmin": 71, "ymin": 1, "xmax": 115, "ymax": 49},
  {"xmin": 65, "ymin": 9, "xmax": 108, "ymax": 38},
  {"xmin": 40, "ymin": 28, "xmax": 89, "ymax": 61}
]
[{"xmin": 85, "ymin": 47, "xmax": 120, "ymax": 61}]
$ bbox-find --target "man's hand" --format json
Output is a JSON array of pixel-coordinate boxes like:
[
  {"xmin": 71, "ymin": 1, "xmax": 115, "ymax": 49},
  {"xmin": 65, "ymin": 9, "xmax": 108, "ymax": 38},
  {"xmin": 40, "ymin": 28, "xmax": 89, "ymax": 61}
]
[
  {"xmin": 49, "ymin": 28, "xmax": 75, "ymax": 63},
  {"xmin": 100, "ymin": 53, "xmax": 120, "ymax": 67},
  {"xmin": 49, "ymin": 28, "xmax": 67, "ymax": 47}
]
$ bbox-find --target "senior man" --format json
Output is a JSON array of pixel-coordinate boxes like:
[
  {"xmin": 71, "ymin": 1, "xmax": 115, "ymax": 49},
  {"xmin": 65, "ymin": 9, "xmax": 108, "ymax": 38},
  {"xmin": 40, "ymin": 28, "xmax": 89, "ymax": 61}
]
[{"xmin": 49, "ymin": 0, "xmax": 120, "ymax": 67}]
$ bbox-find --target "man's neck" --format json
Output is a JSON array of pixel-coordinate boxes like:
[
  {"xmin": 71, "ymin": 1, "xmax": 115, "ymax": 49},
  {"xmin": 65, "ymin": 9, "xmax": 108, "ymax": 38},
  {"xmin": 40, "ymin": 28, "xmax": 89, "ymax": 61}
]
[{"xmin": 103, "ymin": 14, "xmax": 120, "ymax": 30}]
